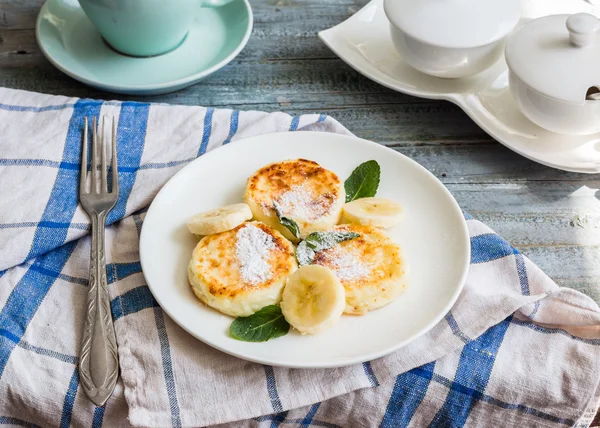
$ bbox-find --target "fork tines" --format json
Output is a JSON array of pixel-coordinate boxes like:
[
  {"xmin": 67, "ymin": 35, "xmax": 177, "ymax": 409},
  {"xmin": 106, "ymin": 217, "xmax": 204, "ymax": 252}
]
[{"xmin": 80, "ymin": 116, "xmax": 119, "ymax": 197}]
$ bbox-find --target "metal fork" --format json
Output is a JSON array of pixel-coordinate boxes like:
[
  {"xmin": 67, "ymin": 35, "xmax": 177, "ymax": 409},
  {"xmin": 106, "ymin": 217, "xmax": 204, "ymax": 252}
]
[{"xmin": 78, "ymin": 117, "xmax": 119, "ymax": 406}]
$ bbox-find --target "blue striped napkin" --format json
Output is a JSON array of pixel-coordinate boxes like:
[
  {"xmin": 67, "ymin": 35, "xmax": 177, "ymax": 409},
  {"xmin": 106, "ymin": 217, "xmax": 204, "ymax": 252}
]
[{"xmin": 0, "ymin": 87, "xmax": 599, "ymax": 428}]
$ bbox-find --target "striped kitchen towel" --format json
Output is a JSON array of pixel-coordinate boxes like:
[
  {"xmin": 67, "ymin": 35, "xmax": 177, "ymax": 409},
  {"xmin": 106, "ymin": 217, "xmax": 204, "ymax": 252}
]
[{"xmin": 0, "ymin": 87, "xmax": 599, "ymax": 428}]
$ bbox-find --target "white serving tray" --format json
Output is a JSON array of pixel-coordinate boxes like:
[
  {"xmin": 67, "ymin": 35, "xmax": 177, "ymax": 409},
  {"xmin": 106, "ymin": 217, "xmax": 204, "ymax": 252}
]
[{"xmin": 319, "ymin": 0, "xmax": 600, "ymax": 174}]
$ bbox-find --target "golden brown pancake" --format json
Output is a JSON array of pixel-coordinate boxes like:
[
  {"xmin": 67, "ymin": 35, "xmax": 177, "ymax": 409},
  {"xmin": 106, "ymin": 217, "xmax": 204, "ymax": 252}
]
[
  {"xmin": 188, "ymin": 221, "xmax": 297, "ymax": 316},
  {"xmin": 312, "ymin": 224, "xmax": 407, "ymax": 315},
  {"xmin": 244, "ymin": 159, "xmax": 345, "ymax": 241}
]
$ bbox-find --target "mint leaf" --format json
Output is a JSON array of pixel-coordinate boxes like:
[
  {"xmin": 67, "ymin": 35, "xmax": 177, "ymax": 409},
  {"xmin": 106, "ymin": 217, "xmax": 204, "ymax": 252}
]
[
  {"xmin": 230, "ymin": 305, "xmax": 290, "ymax": 342},
  {"xmin": 296, "ymin": 244, "xmax": 316, "ymax": 266},
  {"xmin": 296, "ymin": 231, "xmax": 360, "ymax": 266},
  {"xmin": 273, "ymin": 201, "xmax": 300, "ymax": 239},
  {"xmin": 344, "ymin": 160, "xmax": 380, "ymax": 202}
]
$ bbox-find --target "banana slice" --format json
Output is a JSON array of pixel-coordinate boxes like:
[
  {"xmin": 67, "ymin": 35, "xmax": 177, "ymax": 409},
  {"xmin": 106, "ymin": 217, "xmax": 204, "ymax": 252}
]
[
  {"xmin": 280, "ymin": 265, "xmax": 346, "ymax": 335},
  {"xmin": 342, "ymin": 197, "xmax": 404, "ymax": 229},
  {"xmin": 187, "ymin": 203, "xmax": 252, "ymax": 236}
]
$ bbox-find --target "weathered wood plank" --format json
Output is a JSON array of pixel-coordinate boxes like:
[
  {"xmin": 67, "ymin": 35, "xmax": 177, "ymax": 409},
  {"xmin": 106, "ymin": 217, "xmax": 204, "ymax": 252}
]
[
  {"xmin": 0, "ymin": 0, "xmax": 363, "ymax": 31},
  {"xmin": 521, "ymin": 246, "xmax": 600, "ymax": 302},
  {"xmin": 0, "ymin": 29, "xmax": 37, "ymax": 68},
  {"xmin": 0, "ymin": 0, "xmax": 43, "ymax": 31},
  {"xmin": 395, "ymin": 144, "xmax": 600, "ymax": 181}
]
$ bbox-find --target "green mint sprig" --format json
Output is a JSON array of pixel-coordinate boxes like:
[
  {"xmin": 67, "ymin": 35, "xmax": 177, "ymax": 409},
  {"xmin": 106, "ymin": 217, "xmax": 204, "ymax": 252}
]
[
  {"xmin": 296, "ymin": 231, "xmax": 360, "ymax": 266},
  {"xmin": 273, "ymin": 201, "xmax": 300, "ymax": 239},
  {"xmin": 230, "ymin": 305, "xmax": 290, "ymax": 342},
  {"xmin": 344, "ymin": 160, "xmax": 380, "ymax": 202}
]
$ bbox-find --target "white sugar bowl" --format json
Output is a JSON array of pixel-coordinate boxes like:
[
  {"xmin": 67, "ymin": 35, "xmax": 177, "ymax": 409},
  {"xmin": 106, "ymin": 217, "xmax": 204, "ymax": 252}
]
[
  {"xmin": 383, "ymin": 0, "xmax": 521, "ymax": 78},
  {"xmin": 506, "ymin": 13, "xmax": 600, "ymax": 135}
]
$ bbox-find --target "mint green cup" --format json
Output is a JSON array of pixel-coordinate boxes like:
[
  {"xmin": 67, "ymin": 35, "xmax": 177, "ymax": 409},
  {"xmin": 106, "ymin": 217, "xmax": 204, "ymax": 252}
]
[{"xmin": 77, "ymin": 0, "xmax": 233, "ymax": 57}]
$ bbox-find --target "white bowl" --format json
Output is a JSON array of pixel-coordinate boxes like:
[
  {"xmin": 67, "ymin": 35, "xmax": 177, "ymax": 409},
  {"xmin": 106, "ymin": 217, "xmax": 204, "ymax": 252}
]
[
  {"xmin": 506, "ymin": 13, "xmax": 600, "ymax": 135},
  {"xmin": 388, "ymin": 27, "xmax": 507, "ymax": 79},
  {"xmin": 509, "ymin": 71, "xmax": 600, "ymax": 135},
  {"xmin": 384, "ymin": 0, "xmax": 520, "ymax": 79}
]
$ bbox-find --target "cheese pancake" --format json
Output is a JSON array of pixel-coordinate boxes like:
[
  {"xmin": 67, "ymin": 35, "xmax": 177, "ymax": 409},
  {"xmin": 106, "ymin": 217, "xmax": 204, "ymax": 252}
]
[
  {"xmin": 188, "ymin": 222, "xmax": 297, "ymax": 317},
  {"xmin": 244, "ymin": 159, "xmax": 345, "ymax": 241},
  {"xmin": 312, "ymin": 224, "xmax": 407, "ymax": 315}
]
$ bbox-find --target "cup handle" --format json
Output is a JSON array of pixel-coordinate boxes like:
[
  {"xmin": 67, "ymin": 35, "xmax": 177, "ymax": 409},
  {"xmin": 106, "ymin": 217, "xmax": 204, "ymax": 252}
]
[{"xmin": 199, "ymin": 0, "xmax": 236, "ymax": 7}]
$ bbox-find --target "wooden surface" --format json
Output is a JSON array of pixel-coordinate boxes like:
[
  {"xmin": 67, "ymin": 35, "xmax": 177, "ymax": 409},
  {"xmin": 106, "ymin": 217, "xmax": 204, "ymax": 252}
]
[{"xmin": 1, "ymin": 3, "xmax": 599, "ymax": 301}]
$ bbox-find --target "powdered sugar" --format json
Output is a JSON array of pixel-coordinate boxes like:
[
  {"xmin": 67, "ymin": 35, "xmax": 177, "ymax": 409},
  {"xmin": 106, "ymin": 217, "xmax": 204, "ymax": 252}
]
[
  {"xmin": 318, "ymin": 246, "xmax": 370, "ymax": 281},
  {"xmin": 235, "ymin": 224, "xmax": 276, "ymax": 285},
  {"xmin": 275, "ymin": 184, "xmax": 331, "ymax": 220}
]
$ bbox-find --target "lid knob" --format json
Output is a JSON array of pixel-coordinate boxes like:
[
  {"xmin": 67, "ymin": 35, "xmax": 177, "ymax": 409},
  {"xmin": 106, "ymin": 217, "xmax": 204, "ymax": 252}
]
[{"xmin": 566, "ymin": 13, "xmax": 600, "ymax": 47}]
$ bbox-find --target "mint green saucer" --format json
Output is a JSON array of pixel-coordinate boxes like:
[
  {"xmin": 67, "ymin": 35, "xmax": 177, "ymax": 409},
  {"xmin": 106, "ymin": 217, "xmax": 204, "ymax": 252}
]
[{"xmin": 36, "ymin": 0, "xmax": 253, "ymax": 95}]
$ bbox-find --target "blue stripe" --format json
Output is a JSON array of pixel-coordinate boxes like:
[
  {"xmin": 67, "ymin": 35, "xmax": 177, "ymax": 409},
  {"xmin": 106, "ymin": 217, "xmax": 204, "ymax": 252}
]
[
  {"xmin": 380, "ymin": 362, "xmax": 435, "ymax": 428},
  {"xmin": 223, "ymin": 110, "xmax": 240, "ymax": 145},
  {"xmin": 255, "ymin": 415, "xmax": 342, "ymax": 428},
  {"xmin": 0, "ymin": 103, "xmax": 76, "ymax": 112},
  {"xmin": 264, "ymin": 365, "xmax": 283, "ymax": 412},
  {"xmin": 289, "ymin": 116, "xmax": 300, "ymax": 131},
  {"xmin": 0, "ymin": 329, "xmax": 19, "ymax": 343},
  {"xmin": 430, "ymin": 317, "xmax": 512, "ymax": 427},
  {"xmin": 270, "ymin": 411, "xmax": 288, "ymax": 428},
  {"xmin": 529, "ymin": 301, "xmax": 540, "ymax": 319},
  {"xmin": 317, "ymin": 114, "xmax": 327, "ymax": 123},
  {"xmin": 154, "ymin": 307, "xmax": 182, "ymax": 428},
  {"xmin": 0, "ymin": 159, "xmax": 63, "ymax": 168},
  {"xmin": 515, "ymin": 254, "xmax": 530, "ymax": 295},
  {"xmin": 198, "ymin": 108, "xmax": 215, "ymax": 156},
  {"xmin": 1, "ymin": 327, "xmax": 77, "ymax": 364},
  {"xmin": 470, "ymin": 233, "xmax": 518, "ymax": 264},
  {"xmin": 26, "ymin": 100, "xmax": 102, "ymax": 261},
  {"xmin": 411, "ymin": 370, "xmax": 574, "ymax": 426},
  {"xmin": 464, "ymin": 212, "xmax": 473, "ymax": 220},
  {"xmin": 21, "ymin": 260, "xmax": 140, "ymax": 288},
  {"xmin": 0, "ymin": 159, "xmax": 135, "ymax": 173},
  {"xmin": 0, "ymin": 416, "xmax": 42, "ymax": 427},
  {"xmin": 18, "ymin": 340, "xmax": 77, "ymax": 364},
  {"xmin": 300, "ymin": 403, "xmax": 321, "ymax": 428},
  {"xmin": 59, "ymin": 368, "xmax": 79, "ymax": 428},
  {"xmin": 111, "ymin": 285, "xmax": 158, "ymax": 320},
  {"xmin": 0, "ymin": 158, "xmax": 196, "ymax": 172},
  {"xmin": 362, "ymin": 361, "xmax": 379, "ymax": 386},
  {"xmin": 0, "ymin": 100, "xmax": 120, "ymax": 113},
  {"xmin": 478, "ymin": 390, "xmax": 573, "ymax": 425},
  {"xmin": 92, "ymin": 406, "xmax": 105, "ymax": 428},
  {"xmin": 445, "ymin": 312, "xmax": 471, "ymax": 344},
  {"xmin": 0, "ymin": 241, "xmax": 76, "ymax": 376},
  {"xmin": 0, "ymin": 221, "xmax": 89, "ymax": 230},
  {"xmin": 107, "ymin": 103, "xmax": 150, "ymax": 223},
  {"xmin": 0, "ymin": 270, "xmax": 5, "ymax": 279},
  {"xmin": 106, "ymin": 262, "xmax": 142, "ymax": 284},
  {"xmin": 138, "ymin": 158, "xmax": 194, "ymax": 170},
  {"xmin": 24, "ymin": 262, "xmax": 87, "ymax": 286},
  {"xmin": 511, "ymin": 318, "xmax": 600, "ymax": 345}
]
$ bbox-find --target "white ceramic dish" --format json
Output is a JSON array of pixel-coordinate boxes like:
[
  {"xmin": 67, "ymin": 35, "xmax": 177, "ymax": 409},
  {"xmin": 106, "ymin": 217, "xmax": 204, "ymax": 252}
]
[
  {"xmin": 506, "ymin": 13, "xmax": 600, "ymax": 135},
  {"xmin": 384, "ymin": 0, "xmax": 520, "ymax": 78},
  {"xmin": 139, "ymin": 132, "xmax": 470, "ymax": 368},
  {"xmin": 319, "ymin": 0, "xmax": 600, "ymax": 174}
]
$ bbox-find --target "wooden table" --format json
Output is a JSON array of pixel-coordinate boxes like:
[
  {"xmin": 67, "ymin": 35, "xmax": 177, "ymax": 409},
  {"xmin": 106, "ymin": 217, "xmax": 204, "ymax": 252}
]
[{"xmin": 1, "ymin": 0, "xmax": 599, "ymax": 423}]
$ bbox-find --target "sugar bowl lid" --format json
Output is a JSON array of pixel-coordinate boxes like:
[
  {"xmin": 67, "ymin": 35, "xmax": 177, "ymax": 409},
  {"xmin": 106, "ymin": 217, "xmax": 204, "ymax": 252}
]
[
  {"xmin": 506, "ymin": 13, "xmax": 600, "ymax": 104},
  {"xmin": 383, "ymin": 0, "xmax": 521, "ymax": 49}
]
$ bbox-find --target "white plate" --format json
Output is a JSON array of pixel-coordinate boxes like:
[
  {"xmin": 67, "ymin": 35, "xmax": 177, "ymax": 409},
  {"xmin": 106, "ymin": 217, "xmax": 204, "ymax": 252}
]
[
  {"xmin": 140, "ymin": 132, "xmax": 470, "ymax": 368},
  {"xmin": 319, "ymin": 0, "xmax": 600, "ymax": 174}
]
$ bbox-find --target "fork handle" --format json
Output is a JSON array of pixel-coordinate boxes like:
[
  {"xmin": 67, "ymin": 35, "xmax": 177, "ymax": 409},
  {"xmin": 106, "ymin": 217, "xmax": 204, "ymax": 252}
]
[{"xmin": 79, "ymin": 211, "xmax": 119, "ymax": 406}]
